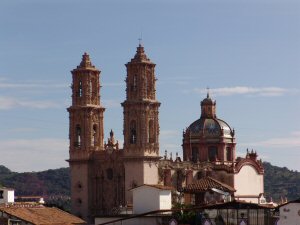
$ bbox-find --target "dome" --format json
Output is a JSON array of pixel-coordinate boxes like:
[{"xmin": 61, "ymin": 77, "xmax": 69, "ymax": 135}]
[
  {"xmin": 186, "ymin": 94, "xmax": 234, "ymax": 139},
  {"xmin": 188, "ymin": 117, "xmax": 233, "ymax": 138}
]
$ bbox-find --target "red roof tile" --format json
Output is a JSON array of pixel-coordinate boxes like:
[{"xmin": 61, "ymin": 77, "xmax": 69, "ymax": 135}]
[
  {"xmin": 0, "ymin": 205, "xmax": 86, "ymax": 225},
  {"xmin": 182, "ymin": 176, "xmax": 235, "ymax": 193}
]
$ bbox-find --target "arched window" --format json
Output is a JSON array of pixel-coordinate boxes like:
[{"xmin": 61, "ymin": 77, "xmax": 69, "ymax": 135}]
[
  {"xmin": 148, "ymin": 120, "xmax": 154, "ymax": 143},
  {"xmin": 133, "ymin": 75, "xmax": 137, "ymax": 91},
  {"xmin": 130, "ymin": 120, "xmax": 137, "ymax": 144},
  {"xmin": 75, "ymin": 125, "xmax": 81, "ymax": 147},
  {"xmin": 208, "ymin": 146, "xmax": 218, "ymax": 161},
  {"xmin": 91, "ymin": 124, "xmax": 97, "ymax": 146},
  {"xmin": 78, "ymin": 81, "xmax": 83, "ymax": 97},
  {"xmin": 226, "ymin": 147, "xmax": 232, "ymax": 161},
  {"xmin": 89, "ymin": 79, "xmax": 93, "ymax": 97},
  {"xmin": 145, "ymin": 77, "xmax": 148, "ymax": 98},
  {"xmin": 192, "ymin": 147, "xmax": 198, "ymax": 163}
]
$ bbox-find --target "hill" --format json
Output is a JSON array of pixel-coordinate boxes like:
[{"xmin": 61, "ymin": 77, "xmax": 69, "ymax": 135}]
[
  {"xmin": 263, "ymin": 162, "xmax": 300, "ymax": 201},
  {"xmin": 0, "ymin": 166, "xmax": 70, "ymax": 211},
  {"xmin": 0, "ymin": 162, "xmax": 299, "ymax": 203},
  {"xmin": 0, "ymin": 166, "xmax": 70, "ymax": 196}
]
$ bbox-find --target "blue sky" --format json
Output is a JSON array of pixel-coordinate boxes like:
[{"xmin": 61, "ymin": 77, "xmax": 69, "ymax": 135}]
[{"xmin": 0, "ymin": 0, "xmax": 299, "ymax": 172}]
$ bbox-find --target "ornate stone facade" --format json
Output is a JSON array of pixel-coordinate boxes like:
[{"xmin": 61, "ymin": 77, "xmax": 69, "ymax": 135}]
[
  {"xmin": 121, "ymin": 44, "xmax": 161, "ymax": 203},
  {"xmin": 68, "ymin": 54, "xmax": 124, "ymax": 222},
  {"xmin": 68, "ymin": 45, "xmax": 264, "ymax": 223}
]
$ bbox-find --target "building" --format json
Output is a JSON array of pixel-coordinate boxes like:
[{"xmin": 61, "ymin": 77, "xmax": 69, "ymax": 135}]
[
  {"xmin": 277, "ymin": 198, "xmax": 300, "ymax": 225},
  {"xmin": 0, "ymin": 188, "xmax": 14, "ymax": 205},
  {"xmin": 67, "ymin": 44, "xmax": 265, "ymax": 223},
  {"xmin": 131, "ymin": 185, "xmax": 173, "ymax": 214}
]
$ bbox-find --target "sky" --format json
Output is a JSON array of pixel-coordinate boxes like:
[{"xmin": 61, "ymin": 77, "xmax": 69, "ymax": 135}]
[{"xmin": 0, "ymin": 0, "xmax": 299, "ymax": 172}]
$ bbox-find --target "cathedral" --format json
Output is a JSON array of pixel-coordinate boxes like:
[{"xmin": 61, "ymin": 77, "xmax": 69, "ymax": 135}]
[{"xmin": 67, "ymin": 44, "xmax": 264, "ymax": 222}]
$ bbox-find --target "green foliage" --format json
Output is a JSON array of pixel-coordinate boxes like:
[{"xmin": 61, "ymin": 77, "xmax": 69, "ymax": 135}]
[
  {"xmin": 172, "ymin": 203, "xmax": 196, "ymax": 223},
  {"xmin": 263, "ymin": 162, "xmax": 300, "ymax": 202},
  {"xmin": 45, "ymin": 195, "xmax": 71, "ymax": 212},
  {"xmin": 0, "ymin": 166, "xmax": 70, "ymax": 196}
]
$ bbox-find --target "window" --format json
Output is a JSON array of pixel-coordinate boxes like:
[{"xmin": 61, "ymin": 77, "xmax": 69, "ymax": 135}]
[
  {"xmin": 78, "ymin": 81, "xmax": 83, "ymax": 97},
  {"xmin": 130, "ymin": 120, "xmax": 137, "ymax": 144},
  {"xmin": 208, "ymin": 146, "xmax": 218, "ymax": 161},
  {"xmin": 148, "ymin": 120, "xmax": 154, "ymax": 143},
  {"xmin": 106, "ymin": 168, "xmax": 113, "ymax": 180},
  {"xmin": 133, "ymin": 75, "xmax": 137, "ymax": 91},
  {"xmin": 76, "ymin": 182, "xmax": 82, "ymax": 191},
  {"xmin": 145, "ymin": 77, "xmax": 148, "ymax": 97},
  {"xmin": 192, "ymin": 147, "xmax": 198, "ymax": 163},
  {"xmin": 92, "ymin": 124, "xmax": 97, "ymax": 146},
  {"xmin": 226, "ymin": 147, "xmax": 232, "ymax": 161},
  {"xmin": 75, "ymin": 125, "xmax": 81, "ymax": 147},
  {"xmin": 89, "ymin": 79, "xmax": 93, "ymax": 96}
]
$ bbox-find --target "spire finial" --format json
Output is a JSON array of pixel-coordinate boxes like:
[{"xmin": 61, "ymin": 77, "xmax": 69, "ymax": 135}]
[
  {"xmin": 138, "ymin": 32, "xmax": 143, "ymax": 47},
  {"xmin": 78, "ymin": 52, "xmax": 95, "ymax": 69},
  {"xmin": 206, "ymin": 86, "xmax": 210, "ymax": 98}
]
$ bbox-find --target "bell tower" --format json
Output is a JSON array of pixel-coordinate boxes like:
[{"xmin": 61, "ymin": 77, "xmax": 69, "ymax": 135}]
[
  {"xmin": 67, "ymin": 53, "xmax": 105, "ymax": 221},
  {"xmin": 122, "ymin": 44, "xmax": 161, "ymax": 203}
]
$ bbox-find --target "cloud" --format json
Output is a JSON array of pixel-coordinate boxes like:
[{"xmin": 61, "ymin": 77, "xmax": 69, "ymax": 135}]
[
  {"xmin": 160, "ymin": 130, "xmax": 180, "ymax": 139},
  {"xmin": 192, "ymin": 86, "xmax": 298, "ymax": 97},
  {"xmin": 0, "ymin": 138, "xmax": 69, "ymax": 172},
  {"xmin": 0, "ymin": 96, "xmax": 62, "ymax": 110},
  {"xmin": 8, "ymin": 127, "xmax": 38, "ymax": 133},
  {"xmin": 240, "ymin": 131, "xmax": 300, "ymax": 148},
  {"xmin": 0, "ymin": 81, "xmax": 68, "ymax": 89},
  {"xmin": 158, "ymin": 76, "xmax": 196, "ymax": 86}
]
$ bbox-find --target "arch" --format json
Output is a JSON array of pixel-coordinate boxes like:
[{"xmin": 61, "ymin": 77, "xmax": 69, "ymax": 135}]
[
  {"xmin": 235, "ymin": 159, "xmax": 263, "ymax": 174},
  {"xmin": 192, "ymin": 147, "xmax": 198, "ymax": 163},
  {"xmin": 133, "ymin": 75, "xmax": 137, "ymax": 91},
  {"xmin": 89, "ymin": 78, "xmax": 93, "ymax": 98},
  {"xmin": 208, "ymin": 146, "xmax": 218, "ymax": 161},
  {"xmin": 226, "ymin": 147, "xmax": 232, "ymax": 161},
  {"xmin": 91, "ymin": 124, "xmax": 97, "ymax": 146},
  {"xmin": 148, "ymin": 120, "xmax": 154, "ymax": 143},
  {"xmin": 78, "ymin": 81, "xmax": 83, "ymax": 97},
  {"xmin": 75, "ymin": 125, "xmax": 81, "ymax": 147},
  {"xmin": 130, "ymin": 120, "xmax": 137, "ymax": 144}
]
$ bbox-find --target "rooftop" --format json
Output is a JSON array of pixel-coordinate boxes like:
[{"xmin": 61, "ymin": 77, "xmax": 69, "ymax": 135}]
[{"xmin": 0, "ymin": 204, "xmax": 86, "ymax": 225}]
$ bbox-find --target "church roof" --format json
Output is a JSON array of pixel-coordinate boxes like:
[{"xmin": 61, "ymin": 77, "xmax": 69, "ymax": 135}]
[
  {"xmin": 186, "ymin": 95, "xmax": 234, "ymax": 139},
  {"xmin": 182, "ymin": 176, "xmax": 235, "ymax": 193},
  {"xmin": 188, "ymin": 117, "xmax": 233, "ymax": 138}
]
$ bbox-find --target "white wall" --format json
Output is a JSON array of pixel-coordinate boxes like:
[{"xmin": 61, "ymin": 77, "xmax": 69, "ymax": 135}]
[
  {"xmin": 133, "ymin": 186, "xmax": 159, "ymax": 214},
  {"xmin": 159, "ymin": 190, "xmax": 172, "ymax": 210},
  {"xmin": 278, "ymin": 202, "xmax": 300, "ymax": 225},
  {"xmin": 234, "ymin": 165, "xmax": 263, "ymax": 203},
  {"xmin": 0, "ymin": 189, "xmax": 14, "ymax": 204},
  {"xmin": 7, "ymin": 190, "xmax": 14, "ymax": 203},
  {"xmin": 132, "ymin": 186, "xmax": 172, "ymax": 214}
]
